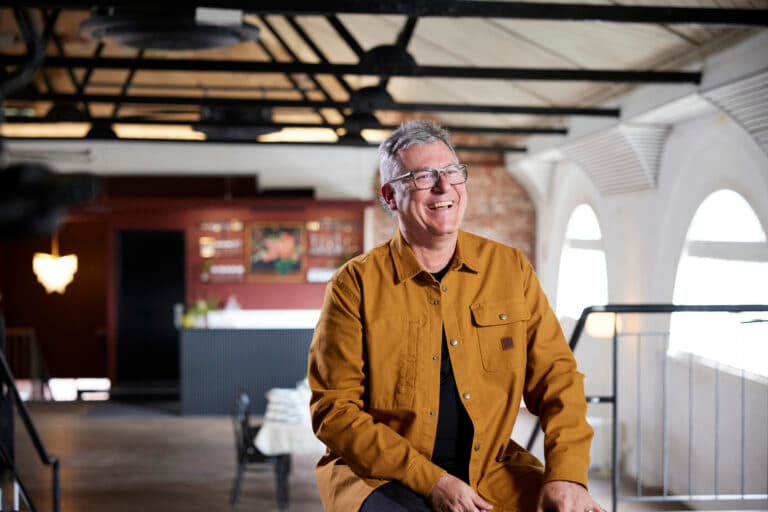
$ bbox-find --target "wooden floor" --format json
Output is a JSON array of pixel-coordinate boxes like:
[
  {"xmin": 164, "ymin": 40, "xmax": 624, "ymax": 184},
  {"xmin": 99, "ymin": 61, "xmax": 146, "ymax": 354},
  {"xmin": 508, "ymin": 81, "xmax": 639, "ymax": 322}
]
[
  {"xmin": 15, "ymin": 400, "xmax": 756, "ymax": 512},
  {"xmin": 19, "ymin": 401, "xmax": 322, "ymax": 512}
]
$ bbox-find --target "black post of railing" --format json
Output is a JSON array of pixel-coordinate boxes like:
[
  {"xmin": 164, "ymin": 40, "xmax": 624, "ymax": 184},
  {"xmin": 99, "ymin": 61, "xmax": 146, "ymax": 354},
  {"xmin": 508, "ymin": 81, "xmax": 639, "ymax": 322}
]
[
  {"xmin": 52, "ymin": 456, "xmax": 60, "ymax": 512},
  {"xmin": 611, "ymin": 314, "xmax": 619, "ymax": 512},
  {"xmin": 0, "ymin": 313, "xmax": 15, "ymax": 498}
]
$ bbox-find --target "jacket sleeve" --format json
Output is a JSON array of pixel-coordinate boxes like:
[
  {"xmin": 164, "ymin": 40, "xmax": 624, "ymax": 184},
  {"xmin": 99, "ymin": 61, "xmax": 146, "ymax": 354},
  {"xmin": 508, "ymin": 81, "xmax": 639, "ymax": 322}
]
[
  {"xmin": 519, "ymin": 255, "xmax": 593, "ymax": 487},
  {"xmin": 307, "ymin": 267, "xmax": 445, "ymax": 496}
]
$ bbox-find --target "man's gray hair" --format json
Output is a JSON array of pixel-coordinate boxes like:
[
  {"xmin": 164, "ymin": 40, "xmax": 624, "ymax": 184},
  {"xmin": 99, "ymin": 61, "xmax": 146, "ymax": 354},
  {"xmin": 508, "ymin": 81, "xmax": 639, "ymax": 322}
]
[{"xmin": 378, "ymin": 120, "xmax": 457, "ymax": 184}]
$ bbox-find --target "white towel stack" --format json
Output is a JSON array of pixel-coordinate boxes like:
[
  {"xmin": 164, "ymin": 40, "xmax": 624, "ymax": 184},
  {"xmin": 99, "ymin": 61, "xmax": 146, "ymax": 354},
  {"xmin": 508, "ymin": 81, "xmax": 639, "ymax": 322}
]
[
  {"xmin": 255, "ymin": 378, "xmax": 326, "ymax": 455},
  {"xmin": 263, "ymin": 386, "xmax": 307, "ymax": 424}
]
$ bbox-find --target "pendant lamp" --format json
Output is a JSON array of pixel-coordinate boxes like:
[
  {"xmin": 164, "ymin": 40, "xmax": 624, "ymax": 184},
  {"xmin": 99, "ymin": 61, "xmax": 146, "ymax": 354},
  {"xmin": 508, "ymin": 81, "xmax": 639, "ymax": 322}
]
[{"xmin": 32, "ymin": 232, "xmax": 78, "ymax": 294}]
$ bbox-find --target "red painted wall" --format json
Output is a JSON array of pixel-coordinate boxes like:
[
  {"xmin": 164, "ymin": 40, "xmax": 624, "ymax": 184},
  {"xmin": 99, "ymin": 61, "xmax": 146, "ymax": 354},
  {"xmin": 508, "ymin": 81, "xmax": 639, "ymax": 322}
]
[
  {"xmin": 0, "ymin": 197, "xmax": 369, "ymax": 379},
  {"xmin": 0, "ymin": 221, "xmax": 108, "ymax": 377}
]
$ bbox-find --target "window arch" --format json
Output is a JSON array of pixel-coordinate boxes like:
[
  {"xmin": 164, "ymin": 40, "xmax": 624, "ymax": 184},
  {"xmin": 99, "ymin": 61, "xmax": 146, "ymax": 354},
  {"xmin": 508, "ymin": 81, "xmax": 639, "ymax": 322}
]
[
  {"xmin": 556, "ymin": 204, "xmax": 608, "ymax": 320},
  {"xmin": 670, "ymin": 189, "xmax": 768, "ymax": 377}
]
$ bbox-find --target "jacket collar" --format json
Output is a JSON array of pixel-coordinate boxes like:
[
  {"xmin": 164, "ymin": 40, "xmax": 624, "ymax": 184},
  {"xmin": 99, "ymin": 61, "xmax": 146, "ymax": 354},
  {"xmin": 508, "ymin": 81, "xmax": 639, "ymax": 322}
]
[{"xmin": 390, "ymin": 229, "xmax": 480, "ymax": 284}]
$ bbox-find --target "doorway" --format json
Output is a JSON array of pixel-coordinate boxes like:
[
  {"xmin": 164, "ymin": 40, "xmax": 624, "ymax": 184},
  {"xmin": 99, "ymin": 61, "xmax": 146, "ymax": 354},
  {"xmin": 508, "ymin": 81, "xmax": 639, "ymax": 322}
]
[{"xmin": 115, "ymin": 230, "xmax": 185, "ymax": 399}]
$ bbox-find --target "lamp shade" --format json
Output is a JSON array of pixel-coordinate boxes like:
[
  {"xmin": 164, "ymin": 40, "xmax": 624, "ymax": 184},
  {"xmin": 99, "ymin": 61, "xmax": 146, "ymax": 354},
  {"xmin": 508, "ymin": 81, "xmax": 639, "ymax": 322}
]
[{"xmin": 33, "ymin": 252, "xmax": 78, "ymax": 294}]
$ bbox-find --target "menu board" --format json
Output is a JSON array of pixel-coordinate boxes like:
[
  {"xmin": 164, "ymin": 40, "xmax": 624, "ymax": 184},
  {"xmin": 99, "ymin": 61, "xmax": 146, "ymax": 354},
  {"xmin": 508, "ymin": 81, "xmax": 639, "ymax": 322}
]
[{"xmin": 197, "ymin": 219, "xmax": 246, "ymax": 283}]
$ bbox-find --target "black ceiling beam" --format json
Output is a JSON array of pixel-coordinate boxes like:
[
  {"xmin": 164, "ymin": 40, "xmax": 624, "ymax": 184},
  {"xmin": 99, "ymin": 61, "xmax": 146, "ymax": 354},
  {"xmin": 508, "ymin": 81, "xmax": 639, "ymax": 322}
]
[
  {"xmin": 0, "ymin": 2, "xmax": 765, "ymax": 26},
  {"xmin": 326, "ymin": 15, "xmax": 365, "ymax": 60},
  {"xmin": 379, "ymin": 17, "xmax": 418, "ymax": 90},
  {"xmin": 111, "ymin": 48, "xmax": 144, "ymax": 119},
  {"xmin": 282, "ymin": 15, "xmax": 353, "ymax": 97},
  {"xmin": 1, "ymin": 54, "xmax": 702, "ymax": 84},
  {"xmin": 7, "ymin": 92, "xmax": 620, "ymax": 117},
  {"xmin": 3, "ymin": 114, "xmax": 569, "ymax": 135},
  {"xmin": 255, "ymin": 16, "xmax": 335, "ymax": 125}
]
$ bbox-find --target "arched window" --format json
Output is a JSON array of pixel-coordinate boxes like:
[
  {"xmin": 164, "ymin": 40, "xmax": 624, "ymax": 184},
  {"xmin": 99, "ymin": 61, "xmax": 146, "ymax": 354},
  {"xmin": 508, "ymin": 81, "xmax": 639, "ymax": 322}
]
[
  {"xmin": 670, "ymin": 190, "xmax": 768, "ymax": 377},
  {"xmin": 556, "ymin": 204, "xmax": 608, "ymax": 321}
]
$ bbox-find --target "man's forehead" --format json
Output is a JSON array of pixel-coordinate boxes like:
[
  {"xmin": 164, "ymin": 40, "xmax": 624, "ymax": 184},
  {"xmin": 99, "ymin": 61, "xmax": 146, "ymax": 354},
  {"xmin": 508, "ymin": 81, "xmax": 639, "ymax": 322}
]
[{"xmin": 399, "ymin": 141, "xmax": 454, "ymax": 166}]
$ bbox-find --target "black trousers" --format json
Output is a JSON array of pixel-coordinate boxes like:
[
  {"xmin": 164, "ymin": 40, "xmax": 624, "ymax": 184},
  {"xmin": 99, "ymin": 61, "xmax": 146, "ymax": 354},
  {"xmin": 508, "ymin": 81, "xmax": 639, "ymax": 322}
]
[{"xmin": 359, "ymin": 481, "xmax": 432, "ymax": 512}]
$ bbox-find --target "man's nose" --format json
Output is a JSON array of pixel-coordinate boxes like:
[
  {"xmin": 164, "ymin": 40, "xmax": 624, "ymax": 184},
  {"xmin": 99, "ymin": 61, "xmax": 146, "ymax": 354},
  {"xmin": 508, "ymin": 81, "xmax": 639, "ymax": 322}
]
[{"xmin": 432, "ymin": 171, "xmax": 451, "ymax": 191}]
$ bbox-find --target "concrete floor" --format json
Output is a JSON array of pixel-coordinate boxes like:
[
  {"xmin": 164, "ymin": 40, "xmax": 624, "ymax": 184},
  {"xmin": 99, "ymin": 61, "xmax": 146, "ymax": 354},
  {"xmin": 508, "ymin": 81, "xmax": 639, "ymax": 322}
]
[{"xmin": 14, "ymin": 401, "xmax": 762, "ymax": 512}]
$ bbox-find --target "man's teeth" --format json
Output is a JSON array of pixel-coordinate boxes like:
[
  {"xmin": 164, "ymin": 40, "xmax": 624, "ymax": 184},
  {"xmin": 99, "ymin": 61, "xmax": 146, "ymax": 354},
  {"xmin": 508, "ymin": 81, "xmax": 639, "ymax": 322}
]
[{"xmin": 429, "ymin": 201, "xmax": 453, "ymax": 209}]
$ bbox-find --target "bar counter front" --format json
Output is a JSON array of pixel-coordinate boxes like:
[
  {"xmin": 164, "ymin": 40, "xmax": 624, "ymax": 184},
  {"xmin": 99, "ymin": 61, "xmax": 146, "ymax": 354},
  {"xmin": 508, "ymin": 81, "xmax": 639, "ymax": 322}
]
[{"xmin": 180, "ymin": 309, "xmax": 319, "ymax": 415}]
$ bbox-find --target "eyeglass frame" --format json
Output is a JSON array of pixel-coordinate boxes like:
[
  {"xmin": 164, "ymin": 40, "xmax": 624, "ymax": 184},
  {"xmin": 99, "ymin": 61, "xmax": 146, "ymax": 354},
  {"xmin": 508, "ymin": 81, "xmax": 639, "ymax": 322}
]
[{"xmin": 386, "ymin": 163, "xmax": 469, "ymax": 190}]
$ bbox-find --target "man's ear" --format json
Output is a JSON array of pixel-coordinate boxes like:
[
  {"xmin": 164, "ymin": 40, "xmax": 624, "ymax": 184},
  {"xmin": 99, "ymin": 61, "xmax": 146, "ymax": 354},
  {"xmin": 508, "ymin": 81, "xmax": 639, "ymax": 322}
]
[{"xmin": 381, "ymin": 183, "xmax": 397, "ymax": 211}]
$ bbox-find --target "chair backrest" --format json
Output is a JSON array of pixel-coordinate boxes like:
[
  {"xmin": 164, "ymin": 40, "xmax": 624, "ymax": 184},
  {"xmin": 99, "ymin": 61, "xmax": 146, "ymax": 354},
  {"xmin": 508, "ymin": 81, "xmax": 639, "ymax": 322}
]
[{"xmin": 232, "ymin": 391, "xmax": 251, "ymax": 460}]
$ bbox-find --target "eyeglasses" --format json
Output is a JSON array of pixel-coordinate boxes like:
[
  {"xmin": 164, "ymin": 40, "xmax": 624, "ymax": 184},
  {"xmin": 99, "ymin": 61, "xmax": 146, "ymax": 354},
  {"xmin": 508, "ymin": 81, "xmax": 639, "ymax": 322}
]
[{"xmin": 387, "ymin": 163, "xmax": 469, "ymax": 190}]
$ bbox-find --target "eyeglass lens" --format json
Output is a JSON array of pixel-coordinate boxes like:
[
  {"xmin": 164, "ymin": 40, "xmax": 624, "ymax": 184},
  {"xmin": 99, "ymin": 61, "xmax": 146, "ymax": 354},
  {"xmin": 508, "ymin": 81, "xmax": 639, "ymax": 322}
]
[{"xmin": 412, "ymin": 165, "xmax": 467, "ymax": 189}]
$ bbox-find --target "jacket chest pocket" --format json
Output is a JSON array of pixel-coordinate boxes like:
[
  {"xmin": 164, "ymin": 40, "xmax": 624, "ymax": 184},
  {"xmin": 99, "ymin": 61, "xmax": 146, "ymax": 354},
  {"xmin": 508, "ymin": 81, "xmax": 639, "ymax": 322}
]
[
  {"xmin": 470, "ymin": 299, "xmax": 530, "ymax": 372},
  {"xmin": 367, "ymin": 318, "xmax": 423, "ymax": 410}
]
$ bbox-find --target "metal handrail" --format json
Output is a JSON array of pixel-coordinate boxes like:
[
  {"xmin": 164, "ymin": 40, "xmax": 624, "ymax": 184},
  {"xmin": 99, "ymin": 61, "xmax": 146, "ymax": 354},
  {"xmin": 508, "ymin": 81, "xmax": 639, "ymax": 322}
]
[
  {"xmin": 5, "ymin": 327, "xmax": 53, "ymax": 401},
  {"xmin": 0, "ymin": 324, "xmax": 60, "ymax": 512},
  {"xmin": 525, "ymin": 303, "xmax": 768, "ymax": 512}
]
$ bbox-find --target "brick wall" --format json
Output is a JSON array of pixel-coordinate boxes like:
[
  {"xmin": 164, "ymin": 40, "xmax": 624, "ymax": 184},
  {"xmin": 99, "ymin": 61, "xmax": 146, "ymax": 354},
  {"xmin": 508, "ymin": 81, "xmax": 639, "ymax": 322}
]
[{"xmin": 369, "ymin": 152, "xmax": 536, "ymax": 264}]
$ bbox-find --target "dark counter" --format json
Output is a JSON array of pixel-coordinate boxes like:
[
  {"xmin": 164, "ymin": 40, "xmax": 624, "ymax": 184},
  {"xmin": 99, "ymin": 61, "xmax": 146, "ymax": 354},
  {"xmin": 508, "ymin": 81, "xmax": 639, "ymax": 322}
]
[{"xmin": 180, "ymin": 328, "xmax": 313, "ymax": 415}]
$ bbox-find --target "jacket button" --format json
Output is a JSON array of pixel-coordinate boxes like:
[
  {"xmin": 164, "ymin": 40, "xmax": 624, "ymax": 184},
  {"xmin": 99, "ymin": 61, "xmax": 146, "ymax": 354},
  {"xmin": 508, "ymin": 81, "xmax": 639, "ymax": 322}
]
[
  {"xmin": 450, "ymin": 339, "xmax": 458, "ymax": 347},
  {"xmin": 463, "ymin": 393, "xmax": 471, "ymax": 400},
  {"xmin": 474, "ymin": 443, "xmax": 481, "ymax": 452},
  {"xmin": 499, "ymin": 313, "xmax": 508, "ymax": 320},
  {"xmin": 432, "ymin": 299, "xmax": 440, "ymax": 305},
  {"xmin": 441, "ymin": 284, "xmax": 448, "ymax": 292},
  {"xmin": 429, "ymin": 410, "xmax": 435, "ymax": 416},
  {"xmin": 432, "ymin": 354, "xmax": 438, "ymax": 361}
]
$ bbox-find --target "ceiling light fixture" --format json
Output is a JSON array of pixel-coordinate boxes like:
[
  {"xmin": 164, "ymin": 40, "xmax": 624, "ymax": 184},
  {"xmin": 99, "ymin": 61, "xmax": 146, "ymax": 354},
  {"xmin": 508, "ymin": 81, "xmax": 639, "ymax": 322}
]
[
  {"xmin": 194, "ymin": 105, "xmax": 278, "ymax": 140},
  {"xmin": 33, "ymin": 232, "xmax": 78, "ymax": 294},
  {"xmin": 80, "ymin": 7, "xmax": 259, "ymax": 51}
]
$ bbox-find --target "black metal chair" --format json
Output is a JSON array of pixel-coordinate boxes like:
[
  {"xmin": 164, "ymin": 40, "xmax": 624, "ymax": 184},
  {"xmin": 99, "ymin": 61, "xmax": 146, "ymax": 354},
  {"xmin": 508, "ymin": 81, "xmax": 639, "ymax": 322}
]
[{"xmin": 231, "ymin": 391, "xmax": 291, "ymax": 510}]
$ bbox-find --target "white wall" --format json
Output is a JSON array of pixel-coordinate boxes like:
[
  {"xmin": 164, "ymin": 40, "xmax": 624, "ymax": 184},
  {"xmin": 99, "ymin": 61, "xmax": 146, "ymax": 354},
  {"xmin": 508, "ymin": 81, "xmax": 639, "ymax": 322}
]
[{"xmin": 512, "ymin": 86, "xmax": 768, "ymax": 503}]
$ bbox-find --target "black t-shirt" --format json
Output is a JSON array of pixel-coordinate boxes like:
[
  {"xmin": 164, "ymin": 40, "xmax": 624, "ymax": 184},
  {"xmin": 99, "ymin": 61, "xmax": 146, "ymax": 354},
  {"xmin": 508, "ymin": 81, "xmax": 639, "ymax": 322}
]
[{"xmin": 430, "ymin": 264, "xmax": 474, "ymax": 483}]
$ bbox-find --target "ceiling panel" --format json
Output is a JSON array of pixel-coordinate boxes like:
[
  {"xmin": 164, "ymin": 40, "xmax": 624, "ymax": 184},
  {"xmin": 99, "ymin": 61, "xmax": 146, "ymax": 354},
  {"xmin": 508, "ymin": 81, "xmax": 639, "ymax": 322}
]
[
  {"xmin": 491, "ymin": 20, "xmax": 695, "ymax": 69},
  {"xmin": 335, "ymin": 15, "xmax": 404, "ymax": 52},
  {"xmin": 410, "ymin": 18, "xmax": 580, "ymax": 68}
]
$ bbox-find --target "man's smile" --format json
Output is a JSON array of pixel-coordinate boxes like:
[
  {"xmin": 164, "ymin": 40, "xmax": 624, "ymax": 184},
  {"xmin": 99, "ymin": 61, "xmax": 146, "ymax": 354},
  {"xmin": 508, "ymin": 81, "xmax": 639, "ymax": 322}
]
[{"xmin": 428, "ymin": 200, "xmax": 455, "ymax": 209}]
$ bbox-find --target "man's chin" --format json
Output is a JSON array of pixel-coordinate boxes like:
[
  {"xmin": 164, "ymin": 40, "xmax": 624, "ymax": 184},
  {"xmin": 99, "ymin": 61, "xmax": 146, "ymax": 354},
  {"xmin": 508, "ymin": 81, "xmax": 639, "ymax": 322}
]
[{"xmin": 428, "ymin": 225, "xmax": 460, "ymax": 238}]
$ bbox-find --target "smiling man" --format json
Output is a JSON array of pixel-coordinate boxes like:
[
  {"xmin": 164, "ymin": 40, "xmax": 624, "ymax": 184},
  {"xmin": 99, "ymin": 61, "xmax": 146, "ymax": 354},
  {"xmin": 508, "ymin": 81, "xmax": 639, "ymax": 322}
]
[{"xmin": 308, "ymin": 120, "xmax": 602, "ymax": 512}]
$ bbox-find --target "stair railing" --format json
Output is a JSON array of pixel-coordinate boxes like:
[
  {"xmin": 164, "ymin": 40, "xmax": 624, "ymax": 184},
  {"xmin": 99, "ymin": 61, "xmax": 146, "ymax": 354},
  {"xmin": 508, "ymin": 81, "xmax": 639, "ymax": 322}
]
[
  {"xmin": 525, "ymin": 303, "xmax": 768, "ymax": 512},
  {"xmin": 4, "ymin": 328, "xmax": 52, "ymax": 401},
  {"xmin": 0, "ymin": 316, "xmax": 59, "ymax": 512}
]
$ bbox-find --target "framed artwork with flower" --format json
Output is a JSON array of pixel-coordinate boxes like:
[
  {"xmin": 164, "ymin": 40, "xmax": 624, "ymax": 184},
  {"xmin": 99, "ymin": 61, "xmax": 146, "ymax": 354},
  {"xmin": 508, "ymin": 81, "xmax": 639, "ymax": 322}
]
[{"xmin": 247, "ymin": 223, "xmax": 305, "ymax": 280}]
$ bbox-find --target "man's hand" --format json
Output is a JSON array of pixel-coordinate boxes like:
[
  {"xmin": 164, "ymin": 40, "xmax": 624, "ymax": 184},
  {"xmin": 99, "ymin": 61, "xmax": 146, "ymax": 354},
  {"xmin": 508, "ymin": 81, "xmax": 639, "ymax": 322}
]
[
  {"xmin": 536, "ymin": 480, "xmax": 603, "ymax": 512},
  {"xmin": 428, "ymin": 472, "xmax": 493, "ymax": 512}
]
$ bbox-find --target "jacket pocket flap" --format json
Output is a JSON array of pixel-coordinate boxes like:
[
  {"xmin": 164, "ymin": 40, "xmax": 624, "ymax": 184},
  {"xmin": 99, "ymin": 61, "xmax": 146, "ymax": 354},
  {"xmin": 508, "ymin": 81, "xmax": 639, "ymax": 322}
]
[{"xmin": 471, "ymin": 299, "xmax": 530, "ymax": 326}]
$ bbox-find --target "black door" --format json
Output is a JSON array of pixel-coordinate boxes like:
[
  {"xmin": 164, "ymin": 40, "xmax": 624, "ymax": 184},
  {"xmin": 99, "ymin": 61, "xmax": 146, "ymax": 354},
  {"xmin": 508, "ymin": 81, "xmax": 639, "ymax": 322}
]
[{"xmin": 116, "ymin": 230, "xmax": 185, "ymax": 397}]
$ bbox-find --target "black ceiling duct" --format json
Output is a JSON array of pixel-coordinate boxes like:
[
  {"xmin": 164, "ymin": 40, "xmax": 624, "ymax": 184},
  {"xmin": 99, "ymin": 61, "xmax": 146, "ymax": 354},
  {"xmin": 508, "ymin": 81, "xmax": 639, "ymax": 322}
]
[
  {"xmin": 80, "ymin": 7, "xmax": 259, "ymax": 51},
  {"xmin": 86, "ymin": 119, "xmax": 118, "ymax": 139},
  {"xmin": 358, "ymin": 45, "xmax": 417, "ymax": 75},
  {"xmin": 343, "ymin": 112, "xmax": 381, "ymax": 133},
  {"xmin": 193, "ymin": 105, "xmax": 279, "ymax": 141},
  {"xmin": 45, "ymin": 102, "xmax": 88, "ymax": 122},
  {"xmin": 349, "ymin": 86, "xmax": 395, "ymax": 112}
]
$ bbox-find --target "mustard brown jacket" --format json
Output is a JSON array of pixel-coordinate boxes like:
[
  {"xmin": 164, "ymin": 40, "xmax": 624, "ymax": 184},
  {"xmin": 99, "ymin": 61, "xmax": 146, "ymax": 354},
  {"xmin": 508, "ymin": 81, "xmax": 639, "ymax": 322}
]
[{"xmin": 308, "ymin": 230, "xmax": 593, "ymax": 511}]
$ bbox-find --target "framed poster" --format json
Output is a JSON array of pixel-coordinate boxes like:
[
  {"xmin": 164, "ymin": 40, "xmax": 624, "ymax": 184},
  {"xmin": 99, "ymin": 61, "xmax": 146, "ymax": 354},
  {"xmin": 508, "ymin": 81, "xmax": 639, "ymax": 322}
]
[{"xmin": 248, "ymin": 223, "xmax": 305, "ymax": 280}]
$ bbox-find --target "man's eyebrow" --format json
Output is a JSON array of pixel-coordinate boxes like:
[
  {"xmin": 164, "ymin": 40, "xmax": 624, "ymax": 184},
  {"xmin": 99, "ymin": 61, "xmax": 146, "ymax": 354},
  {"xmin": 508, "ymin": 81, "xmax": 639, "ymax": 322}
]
[{"xmin": 413, "ymin": 163, "xmax": 456, "ymax": 172}]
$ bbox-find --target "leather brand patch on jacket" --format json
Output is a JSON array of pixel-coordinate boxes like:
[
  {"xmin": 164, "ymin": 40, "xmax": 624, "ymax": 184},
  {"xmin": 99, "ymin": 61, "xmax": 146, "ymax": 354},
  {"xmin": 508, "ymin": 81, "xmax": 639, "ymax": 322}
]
[{"xmin": 501, "ymin": 336, "xmax": 514, "ymax": 350}]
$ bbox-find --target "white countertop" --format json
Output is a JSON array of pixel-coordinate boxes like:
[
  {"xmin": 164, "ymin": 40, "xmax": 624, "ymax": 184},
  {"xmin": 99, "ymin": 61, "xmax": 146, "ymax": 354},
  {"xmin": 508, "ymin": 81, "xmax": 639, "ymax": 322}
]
[{"xmin": 205, "ymin": 309, "xmax": 321, "ymax": 329}]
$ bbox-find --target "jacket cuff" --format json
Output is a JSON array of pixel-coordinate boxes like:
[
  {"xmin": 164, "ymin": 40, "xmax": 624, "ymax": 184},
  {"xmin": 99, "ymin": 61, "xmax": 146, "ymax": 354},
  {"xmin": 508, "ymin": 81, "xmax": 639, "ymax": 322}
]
[
  {"xmin": 543, "ymin": 455, "xmax": 590, "ymax": 489},
  {"xmin": 401, "ymin": 457, "xmax": 446, "ymax": 496}
]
